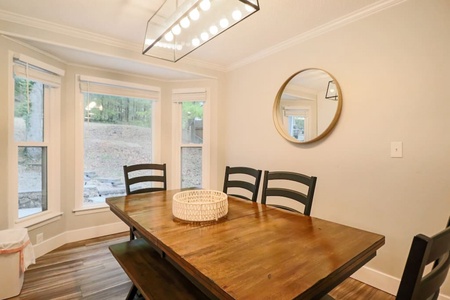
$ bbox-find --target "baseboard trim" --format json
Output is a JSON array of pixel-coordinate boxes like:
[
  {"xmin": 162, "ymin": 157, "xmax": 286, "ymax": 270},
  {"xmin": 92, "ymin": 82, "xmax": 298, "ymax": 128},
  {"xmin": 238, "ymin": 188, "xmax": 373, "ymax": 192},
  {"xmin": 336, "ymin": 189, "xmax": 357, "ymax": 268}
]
[
  {"xmin": 352, "ymin": 266, "xmax": 450, "ymax": 300},
  {"xmin": 32, "ymin": 222, "xmax": 129, "ymax": 258}
]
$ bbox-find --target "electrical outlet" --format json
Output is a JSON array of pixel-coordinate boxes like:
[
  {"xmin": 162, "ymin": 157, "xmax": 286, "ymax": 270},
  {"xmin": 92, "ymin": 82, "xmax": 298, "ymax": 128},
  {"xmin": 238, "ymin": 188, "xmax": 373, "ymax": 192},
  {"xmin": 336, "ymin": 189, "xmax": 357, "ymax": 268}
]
[{"xmin": 36, "ymin": 233, "xmax": 44, "ymax": 244}]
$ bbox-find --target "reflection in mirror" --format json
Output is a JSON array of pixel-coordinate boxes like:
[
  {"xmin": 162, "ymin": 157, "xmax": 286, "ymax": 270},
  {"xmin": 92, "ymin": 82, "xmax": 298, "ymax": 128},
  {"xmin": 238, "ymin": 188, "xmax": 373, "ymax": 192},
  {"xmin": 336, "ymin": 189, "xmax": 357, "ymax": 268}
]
[{"xmin": 273, "ymin": 68, "xmax": 342, "ymax": 144}]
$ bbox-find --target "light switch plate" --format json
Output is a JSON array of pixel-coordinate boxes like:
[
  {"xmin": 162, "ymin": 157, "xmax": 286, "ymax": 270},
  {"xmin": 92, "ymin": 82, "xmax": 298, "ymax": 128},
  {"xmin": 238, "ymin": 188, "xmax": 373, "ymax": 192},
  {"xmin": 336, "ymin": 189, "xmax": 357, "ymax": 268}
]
[{"xmin": 391, "ymin": 141, "xmax": 403, "ymax": 158}]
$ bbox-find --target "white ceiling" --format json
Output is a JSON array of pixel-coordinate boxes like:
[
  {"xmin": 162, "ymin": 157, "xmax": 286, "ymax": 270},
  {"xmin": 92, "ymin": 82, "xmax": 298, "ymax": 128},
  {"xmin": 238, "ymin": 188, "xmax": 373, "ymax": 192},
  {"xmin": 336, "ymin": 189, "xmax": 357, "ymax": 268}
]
[{"xmin": 0, "ymin": 0, "xmax": 401, "ymax": 80}]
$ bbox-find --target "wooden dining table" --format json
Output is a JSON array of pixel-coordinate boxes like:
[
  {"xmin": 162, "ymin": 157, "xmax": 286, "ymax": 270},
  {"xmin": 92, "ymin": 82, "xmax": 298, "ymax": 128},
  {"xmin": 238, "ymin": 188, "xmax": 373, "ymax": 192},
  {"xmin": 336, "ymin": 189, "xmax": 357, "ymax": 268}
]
[{"xmin": 106, "ymin": 189, "xmax": 385, "ymax": 300}]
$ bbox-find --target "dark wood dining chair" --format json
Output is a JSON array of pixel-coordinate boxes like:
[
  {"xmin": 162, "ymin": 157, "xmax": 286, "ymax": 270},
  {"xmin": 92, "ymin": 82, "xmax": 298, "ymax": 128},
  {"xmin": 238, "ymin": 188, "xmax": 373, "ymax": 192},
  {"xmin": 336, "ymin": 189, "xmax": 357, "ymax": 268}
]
[
  {"xmin": 396, "ymin": 216, "xmax": 450, "ymax": 300},
  {"xmin": 223, "ymin": 166, "xmax": 262, "ymax": 202},
  {"xmin": 261, "ymin": 170, "xmax": 317, "ymax": 216},
  {"xmin": 123, "ymin": 163, "xmax": 167, "ymax": 195},
  {"xmin": 123, "ymin": 163, "xmax": 167, "ymax": 239}
]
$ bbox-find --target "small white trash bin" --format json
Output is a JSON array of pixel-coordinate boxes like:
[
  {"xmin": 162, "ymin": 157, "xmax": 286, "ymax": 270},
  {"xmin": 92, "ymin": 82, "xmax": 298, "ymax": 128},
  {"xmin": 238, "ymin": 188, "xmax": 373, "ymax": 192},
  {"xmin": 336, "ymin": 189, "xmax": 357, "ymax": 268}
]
[{"xmin": 0, "ymin": 228, "xmax": 35, "ymax": 299}]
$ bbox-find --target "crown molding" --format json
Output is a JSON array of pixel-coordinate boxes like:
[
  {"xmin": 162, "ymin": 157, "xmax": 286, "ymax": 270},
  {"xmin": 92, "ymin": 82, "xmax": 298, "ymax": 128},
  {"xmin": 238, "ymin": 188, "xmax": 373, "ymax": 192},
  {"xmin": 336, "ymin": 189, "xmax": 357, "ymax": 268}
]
[
  {"xmin": 0, "ymin": 0, "xmax": 406, "ymax": 74},
  {"xmin": 0, "ymin": 9, "xmax": 139, "ymax": 51},
  {"xmin": 2, "ymin": 34, "xmax": 67, "ymax": 63},
  {"xmin": 228, "ymin": 0, "xmax": 407, "ymax": 71},
  {"xmin": 0, "ymin": 9, "xmax": 227, "ymax": 73}
]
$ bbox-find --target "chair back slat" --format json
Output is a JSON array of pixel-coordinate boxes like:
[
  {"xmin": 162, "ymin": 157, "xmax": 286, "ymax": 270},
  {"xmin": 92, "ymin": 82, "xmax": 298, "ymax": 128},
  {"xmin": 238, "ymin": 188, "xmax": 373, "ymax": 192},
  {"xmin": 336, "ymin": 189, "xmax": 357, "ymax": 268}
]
[
  {"xmin": 128, "ymin": 175, "xmax": 166, "ymax": 186},
  {"xmin": 227, "ymin": 180, "xmax": 257, "ymax": 193},
  {"xmin": 428, "ymin": 229, "xmax": 450, "ymax": 263},
  {"xmin": 267, "ymin": 171, "xmax": 312, "ymax": 186},
  {"xmin": 264, "ymin": 188, "xmax": 307, "ymax": 205}
]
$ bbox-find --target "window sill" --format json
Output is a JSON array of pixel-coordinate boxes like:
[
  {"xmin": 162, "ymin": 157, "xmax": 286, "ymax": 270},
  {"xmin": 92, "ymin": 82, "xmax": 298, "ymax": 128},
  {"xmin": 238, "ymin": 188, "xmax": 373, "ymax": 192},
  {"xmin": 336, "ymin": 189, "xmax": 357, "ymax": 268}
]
[
  {"xmin": 73, "ymin": 203, "xmax": 111, "ymax": 216},
  {"xmin": 15, "ymin": 211, "xmax": 63, "ymax": 230}
]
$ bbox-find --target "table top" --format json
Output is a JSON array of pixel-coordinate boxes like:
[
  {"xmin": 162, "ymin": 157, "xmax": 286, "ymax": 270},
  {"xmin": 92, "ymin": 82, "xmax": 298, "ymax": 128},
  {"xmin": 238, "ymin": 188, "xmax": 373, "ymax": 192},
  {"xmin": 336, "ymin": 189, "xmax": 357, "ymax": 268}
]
[{"xmin": 107, "ymin": 189, "xmax": 385, "ymax": 300}]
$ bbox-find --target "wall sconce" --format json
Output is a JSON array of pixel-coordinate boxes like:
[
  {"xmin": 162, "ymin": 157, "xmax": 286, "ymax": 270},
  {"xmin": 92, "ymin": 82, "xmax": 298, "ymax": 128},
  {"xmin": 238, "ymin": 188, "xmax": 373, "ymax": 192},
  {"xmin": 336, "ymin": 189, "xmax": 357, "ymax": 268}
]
[
  {"xmin": 143, "ymin": 0, "xmax": 260, "ymax": 62},
  {"xmin": 325, "ymin": 81, "xmax": 338, "ymax": 100}
]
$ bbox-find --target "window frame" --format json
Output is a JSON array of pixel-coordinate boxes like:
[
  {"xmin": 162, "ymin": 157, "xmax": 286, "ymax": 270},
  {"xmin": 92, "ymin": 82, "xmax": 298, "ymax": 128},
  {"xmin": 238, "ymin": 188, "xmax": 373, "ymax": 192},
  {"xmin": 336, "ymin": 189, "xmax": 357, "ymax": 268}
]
[
  {"xmin": 171, "ymin": 88, "xmax": 210, "ymax": 189},
  {"xmin": 8, "ymin": 52, "xmax": 64, "ymax": 229},
  {"xmin": 73, "ymin": 75, "xmax": 161, "ymax": 213},
  {"xmin": 283, "ymin": 106, "xmax": 311, "ymax": 142}
]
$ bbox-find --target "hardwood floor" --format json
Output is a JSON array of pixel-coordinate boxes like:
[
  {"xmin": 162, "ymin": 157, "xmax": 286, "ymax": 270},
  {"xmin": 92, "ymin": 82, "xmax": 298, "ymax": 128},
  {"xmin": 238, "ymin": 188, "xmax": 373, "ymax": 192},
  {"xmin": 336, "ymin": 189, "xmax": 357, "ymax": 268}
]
[
  {"xmin": 10, "ymin": 233, "xmax": 395, "ymax": 300},
  {"xmin": 11, "ymin": 233, "xmax": 132, "ymax": 300}
]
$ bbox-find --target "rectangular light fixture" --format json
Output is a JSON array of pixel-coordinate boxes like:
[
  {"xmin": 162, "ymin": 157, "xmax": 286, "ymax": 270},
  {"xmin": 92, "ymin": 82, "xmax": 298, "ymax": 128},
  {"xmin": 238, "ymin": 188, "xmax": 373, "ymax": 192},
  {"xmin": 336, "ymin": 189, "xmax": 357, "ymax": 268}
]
[
  {"xmin": 143, "ymin": 0, "xmax": 260, "ymax": 62},
  {"xmin": 325, "ymin": 81, "xmax": 338, "ymax": 100}
]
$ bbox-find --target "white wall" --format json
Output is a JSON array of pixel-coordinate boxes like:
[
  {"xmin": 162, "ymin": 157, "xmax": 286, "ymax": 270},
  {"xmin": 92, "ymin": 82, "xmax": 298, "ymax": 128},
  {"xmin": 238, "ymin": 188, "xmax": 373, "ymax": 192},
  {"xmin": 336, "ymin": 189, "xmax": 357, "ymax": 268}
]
[{"xmin": 222, "ymin": 0, "xmax": 450, "ymax": 296}]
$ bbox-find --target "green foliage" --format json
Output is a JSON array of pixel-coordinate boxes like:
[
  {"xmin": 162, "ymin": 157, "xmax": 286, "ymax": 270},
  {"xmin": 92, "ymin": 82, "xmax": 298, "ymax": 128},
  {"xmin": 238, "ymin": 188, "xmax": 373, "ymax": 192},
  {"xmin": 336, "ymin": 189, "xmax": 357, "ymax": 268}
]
[
  {"xmin": 84, "ymin": 93, "xmax": 152, "ymax": 127},
  {"xmin": 181, "ymin": 101, "xmax": 204, "ymax": 129},
  {"xmin": 294, "ymin": 118, "xmax": 304, "ymax": 129},
  {"xmin": 182, "ymin": 101, "xmax": 204, "ymax": 119},
  {"xmin": 14, "ymin": 77, "xmax": 36, "ymax": 118}
]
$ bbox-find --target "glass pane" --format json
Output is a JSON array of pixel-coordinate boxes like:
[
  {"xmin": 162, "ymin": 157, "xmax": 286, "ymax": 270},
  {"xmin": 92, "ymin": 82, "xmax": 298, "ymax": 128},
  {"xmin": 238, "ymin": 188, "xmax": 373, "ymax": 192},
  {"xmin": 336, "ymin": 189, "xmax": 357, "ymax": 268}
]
[
  {"xmin": 289, "ymin": 116, "xmax": 305, "ymax": 142},
  {"xmin": 181, "ymin": 147, "xmax": 202, "ymax": 188},
  {"xmin": 18, "ymin": 147, "xmax": 47, "ymax": 218},
  {"xmin": 14, "ymin": 78, "xmax": 45, "ymax": 142},
  {"xmin": 181, "ymin": 101, "xmax": 203, "ymax": 144},
  {"xmin": 83, "ymin": 93, "xmax": 153, "ymax": 204}
]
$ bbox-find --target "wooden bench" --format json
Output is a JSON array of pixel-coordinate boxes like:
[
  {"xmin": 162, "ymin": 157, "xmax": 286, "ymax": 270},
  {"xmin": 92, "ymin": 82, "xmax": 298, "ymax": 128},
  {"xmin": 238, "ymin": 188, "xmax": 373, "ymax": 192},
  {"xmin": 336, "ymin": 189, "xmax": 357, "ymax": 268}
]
[{"xmin": 109, "ymin": 238, "xmax": 209, "ymax": 300}]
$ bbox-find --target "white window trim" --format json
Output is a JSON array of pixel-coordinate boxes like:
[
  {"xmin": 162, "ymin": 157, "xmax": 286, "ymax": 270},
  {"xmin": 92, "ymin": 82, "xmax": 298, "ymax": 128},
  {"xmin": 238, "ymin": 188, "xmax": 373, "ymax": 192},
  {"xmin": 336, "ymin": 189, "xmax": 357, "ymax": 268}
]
[
  {"xmin": 171, "ymin": 88, "xmax": 210, "ymax": 189},
  {"xmin": 8, "ymin": 51, "xmax": 63, "ymax": 229},
  {"xmin": 74, "ymin": 75, "xmax": 162, "ymax": 213}
]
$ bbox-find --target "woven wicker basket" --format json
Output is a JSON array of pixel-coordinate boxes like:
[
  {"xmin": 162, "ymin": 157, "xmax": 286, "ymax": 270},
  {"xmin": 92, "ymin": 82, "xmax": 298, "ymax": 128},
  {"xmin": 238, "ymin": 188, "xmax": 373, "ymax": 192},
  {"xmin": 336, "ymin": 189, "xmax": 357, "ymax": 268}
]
[{"xmin": 172, "ymin": 190, "xmax": 228, "ymax": 222}]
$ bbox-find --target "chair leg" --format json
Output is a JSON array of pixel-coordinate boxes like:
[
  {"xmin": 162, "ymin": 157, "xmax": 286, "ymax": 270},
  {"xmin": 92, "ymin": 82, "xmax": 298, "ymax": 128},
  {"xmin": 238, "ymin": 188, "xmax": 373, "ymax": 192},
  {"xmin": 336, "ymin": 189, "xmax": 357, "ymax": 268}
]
[
  {"xmin": 129, "ymin": 227, "xmax": 135, "ymax": 240},
  {"xmin": 126, "ymin": 284, "xmax": 138, "ymax": 300}
]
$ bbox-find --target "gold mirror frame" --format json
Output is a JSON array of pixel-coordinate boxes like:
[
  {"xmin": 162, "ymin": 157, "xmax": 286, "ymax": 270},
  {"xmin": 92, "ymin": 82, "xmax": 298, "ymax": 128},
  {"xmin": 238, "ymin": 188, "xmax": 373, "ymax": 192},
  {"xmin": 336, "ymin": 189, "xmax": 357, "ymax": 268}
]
[{"xmin": 273, "ymin": 68, "xmax": 343, "ymax": 144}]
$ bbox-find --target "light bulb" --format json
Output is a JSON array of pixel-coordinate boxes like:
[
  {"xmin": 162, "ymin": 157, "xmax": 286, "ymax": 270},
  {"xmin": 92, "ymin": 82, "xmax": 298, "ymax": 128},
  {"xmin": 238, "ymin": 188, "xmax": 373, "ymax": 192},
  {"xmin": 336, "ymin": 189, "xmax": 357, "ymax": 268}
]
[
  {"xmin": 192, "ymin": 38, "xmax": 200, "ymax": 47},
  {"xmin": 200, "ymin": 32, "xmax": 209, "ymax": 41},
  {"xmin": 200, "ymin": 0, "xmax": 211, "ymax": 11},
  {"xmin": 232, "ymin": 9, "xmax": 242, "ymax": 21},
  {"xmin": 209, "ymin": 25, "xmax": 218, "ymax": 35},
  {"xmin": 219, "ymin": 18, "xmax": 229, "ymax": 29},
  {"xmin": 245, "ymin": 3, "xmax": 255, "ymax": 12},
  {"xmin": 171, "ymin": 24, "xmax": 181, "ymax": 35},
  {"xmin": 180, "ymin": 17, "xmax": 190, "ymax": 28},
  {"xmin": 164, "ymin": 32, "xmax": 174, "ymax": 42},
  {"xmin": 189, "ymin": 8, "xmax": 200, "ymax": 21}
]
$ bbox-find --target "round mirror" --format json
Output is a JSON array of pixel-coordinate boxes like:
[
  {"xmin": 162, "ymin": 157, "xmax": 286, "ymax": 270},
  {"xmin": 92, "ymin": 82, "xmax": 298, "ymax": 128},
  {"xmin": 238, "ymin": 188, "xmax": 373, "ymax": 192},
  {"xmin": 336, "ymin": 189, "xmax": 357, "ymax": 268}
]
[{"xmin": 273, "ymin": 68, "xmax": 342, "ymax": 144}]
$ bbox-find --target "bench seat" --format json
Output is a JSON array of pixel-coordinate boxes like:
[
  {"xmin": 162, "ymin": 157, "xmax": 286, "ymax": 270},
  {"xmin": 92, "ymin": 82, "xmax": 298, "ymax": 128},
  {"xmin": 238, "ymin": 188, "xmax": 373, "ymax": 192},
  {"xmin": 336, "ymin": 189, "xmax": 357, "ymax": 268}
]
[{"xmin": 109, "ymin": 238, "xmax": 209, "ymax": 300}]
